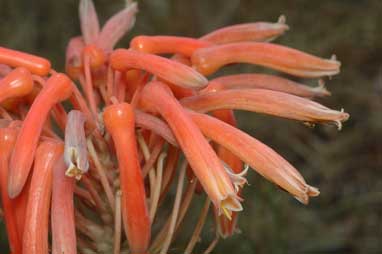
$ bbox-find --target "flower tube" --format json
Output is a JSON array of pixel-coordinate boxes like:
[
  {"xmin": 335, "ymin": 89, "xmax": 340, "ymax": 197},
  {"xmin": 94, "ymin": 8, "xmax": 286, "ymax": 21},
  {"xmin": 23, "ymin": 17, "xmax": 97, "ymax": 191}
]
[
  {"xmin": 103, "ymin": 102, "xmax": 150, "ymax": 254},
  {"xmin": 130, "ymin": 35, "xmax": 211, "ymax": 57},
  {"xmin": 191, "ymin": 42, "xmax": 340, "ymax": 77},
  {"xmin": 110, "ymin": 49, "xmax": 208, "ymax": 89},
  {"xmin": 181, "ymin": 88, "xmax": 349, "ymax": 128},
  {"xmin": 51, "ymin": 155, "xmax": 77, "ymax": 254},
  {"xmin": 0, "ymin": 47, "xmax": 51, "ymax": 76},
  {"xmin": 200, "ymin": 17, "xmax": 289, "ymax": 44},
  {"xmin": 8, "ymin": 73, "xmax": 73, "ymax": 198},
  {"xmin": 202, "ymin": 73, "xmax": 330, "ymax": 97}
]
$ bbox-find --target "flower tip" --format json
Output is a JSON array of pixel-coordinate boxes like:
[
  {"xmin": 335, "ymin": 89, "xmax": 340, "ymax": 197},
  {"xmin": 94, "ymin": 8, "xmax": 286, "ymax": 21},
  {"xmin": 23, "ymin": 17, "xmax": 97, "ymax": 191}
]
[
  {"xmin": 294, "ymin": 195, "xmax": 309, "ymax": 205},
  {"xmin": 313, "ymin": 79, "xmax": 331, "ymax": 96},
  {"xmin": 220, "ymin": 195, "xmax": 243, "ymax": 220},
  {"xmin": 335, "ymin": 109, "xmax": 349, "ymax": 130},
  {"xmin": 295, "ymin": 185, "xmax": 320, "ymax": 205},
  {"xmin": 308, "ymin": 186, "xmax": 320, "ymax": 197},
  {"xmin": 276, "ymin": 14, "xmax": 289, "ymax": 31},
  {"xmin": 192, "ymin": 72, "xmax": 209, "ymax": 88},
  {"xmin": 326, "ymin": 55, "xmax": 341, "ymax": 75},
  {"xmin": 340, "ymin": 109, "xmax": 349, "ymax": 120}
]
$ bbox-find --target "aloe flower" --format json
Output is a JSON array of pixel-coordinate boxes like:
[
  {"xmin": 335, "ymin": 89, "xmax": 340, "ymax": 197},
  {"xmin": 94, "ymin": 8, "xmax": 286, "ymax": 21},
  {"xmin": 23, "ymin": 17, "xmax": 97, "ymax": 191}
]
[{"xmin": 0, "ymin": 1, "xmax": 349, "ymax": 253}]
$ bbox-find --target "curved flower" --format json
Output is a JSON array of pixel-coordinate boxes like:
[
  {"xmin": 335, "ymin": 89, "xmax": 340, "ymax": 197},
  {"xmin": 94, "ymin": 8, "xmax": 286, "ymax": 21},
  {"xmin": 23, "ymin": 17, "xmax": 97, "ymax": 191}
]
[
  {"xmin": 191, "ymin": 42, "xmax": 340, "ymax": 77},
  {"xmin": 140, "ymin": 81, "xmax": 242, "ymax": 217}
]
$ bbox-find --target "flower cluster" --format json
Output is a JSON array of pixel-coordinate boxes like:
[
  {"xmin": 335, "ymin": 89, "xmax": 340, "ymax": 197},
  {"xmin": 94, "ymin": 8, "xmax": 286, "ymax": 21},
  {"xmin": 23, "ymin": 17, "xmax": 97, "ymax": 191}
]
[{"xmin": 0, "ymin": 1, "xmax": 348, "ymax": 253}]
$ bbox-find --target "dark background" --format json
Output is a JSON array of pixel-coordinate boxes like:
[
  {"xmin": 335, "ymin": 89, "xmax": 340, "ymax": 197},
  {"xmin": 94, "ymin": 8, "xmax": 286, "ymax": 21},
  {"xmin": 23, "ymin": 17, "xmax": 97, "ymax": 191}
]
[{"xmin": 0, "ymin": 0, "xmax": 381, "ymax": 253}]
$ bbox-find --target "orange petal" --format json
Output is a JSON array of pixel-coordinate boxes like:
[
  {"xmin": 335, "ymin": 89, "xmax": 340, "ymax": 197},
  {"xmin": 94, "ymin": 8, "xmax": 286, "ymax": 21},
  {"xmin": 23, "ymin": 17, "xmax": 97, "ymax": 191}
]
[{"xmin": 202, "ymin": 73, "xmax": 330, "ymax": 97}]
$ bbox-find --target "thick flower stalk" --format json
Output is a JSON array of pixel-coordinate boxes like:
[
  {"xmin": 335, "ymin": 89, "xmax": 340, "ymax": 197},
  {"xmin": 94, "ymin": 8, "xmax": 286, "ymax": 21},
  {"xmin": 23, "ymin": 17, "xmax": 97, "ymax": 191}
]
[{"xmin": 0, "ymin": 1, "xmax": 349, "ymax": 253}]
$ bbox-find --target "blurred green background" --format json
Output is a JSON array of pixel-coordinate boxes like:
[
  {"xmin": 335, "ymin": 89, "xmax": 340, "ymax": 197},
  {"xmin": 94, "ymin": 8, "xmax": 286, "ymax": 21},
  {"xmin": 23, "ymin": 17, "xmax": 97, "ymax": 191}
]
[{"xmin": 0, "ymin": 0, "xmax": 381, "ymax": 253}]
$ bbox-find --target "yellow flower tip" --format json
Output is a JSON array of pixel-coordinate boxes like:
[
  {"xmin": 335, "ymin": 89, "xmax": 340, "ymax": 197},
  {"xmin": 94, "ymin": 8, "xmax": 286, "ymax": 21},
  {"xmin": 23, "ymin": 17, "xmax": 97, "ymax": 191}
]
[
  {"xmin": 222, "ymin": 206, "xmax": 232, "ymax": 221},
  {"xmin": 220, "ymin": 195, "xmax": 243, "ymax": 220}
]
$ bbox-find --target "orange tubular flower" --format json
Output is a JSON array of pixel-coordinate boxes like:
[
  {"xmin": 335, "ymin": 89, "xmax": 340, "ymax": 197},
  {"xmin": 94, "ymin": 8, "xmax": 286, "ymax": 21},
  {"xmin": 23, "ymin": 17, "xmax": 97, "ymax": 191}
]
[
  {"xmin": 8, "ymin": 73, "xmax": 73, "ymax": 198},
  {"xmin": 110, "ymin": 49, "xmax": 208, "ymax": 89},
  {"xmin": 0, "ymin": 67, "xmax": 34, "ymax": 103},
  {"xmin": 189, "ymin": 111, "xmax": 319, "ymax": 204},
  {"xmin": 51, "ymin": 155, "xmax": 77, "ymax": 254},
  {"xmin": 181, "ymin": 89, "xmax": 349, "ymax": 128},
  {"xmin": 0, "ymin": 47, "xmax": 51, "ymax": 76},
  {"xmin": 202, "ymin": 73, "xmax": 330, "ymax": 97},
  {"xmin": 103, "ymin": 103, "xmax": 151, "ymax": 254},
  {"xmin": 140, "ymin": 81, "xmax": 242, "ymax": 218},
  {"xmin": 23, "ymin": 141, "xmax": 64, "ymax": 254},
  {"xmin": 191, "ymin": 42, "xmax": 340, "ymax": 77},
  {"xmin": 200, "ymin": 17, "xmax": 289, "ymax": 44}
]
